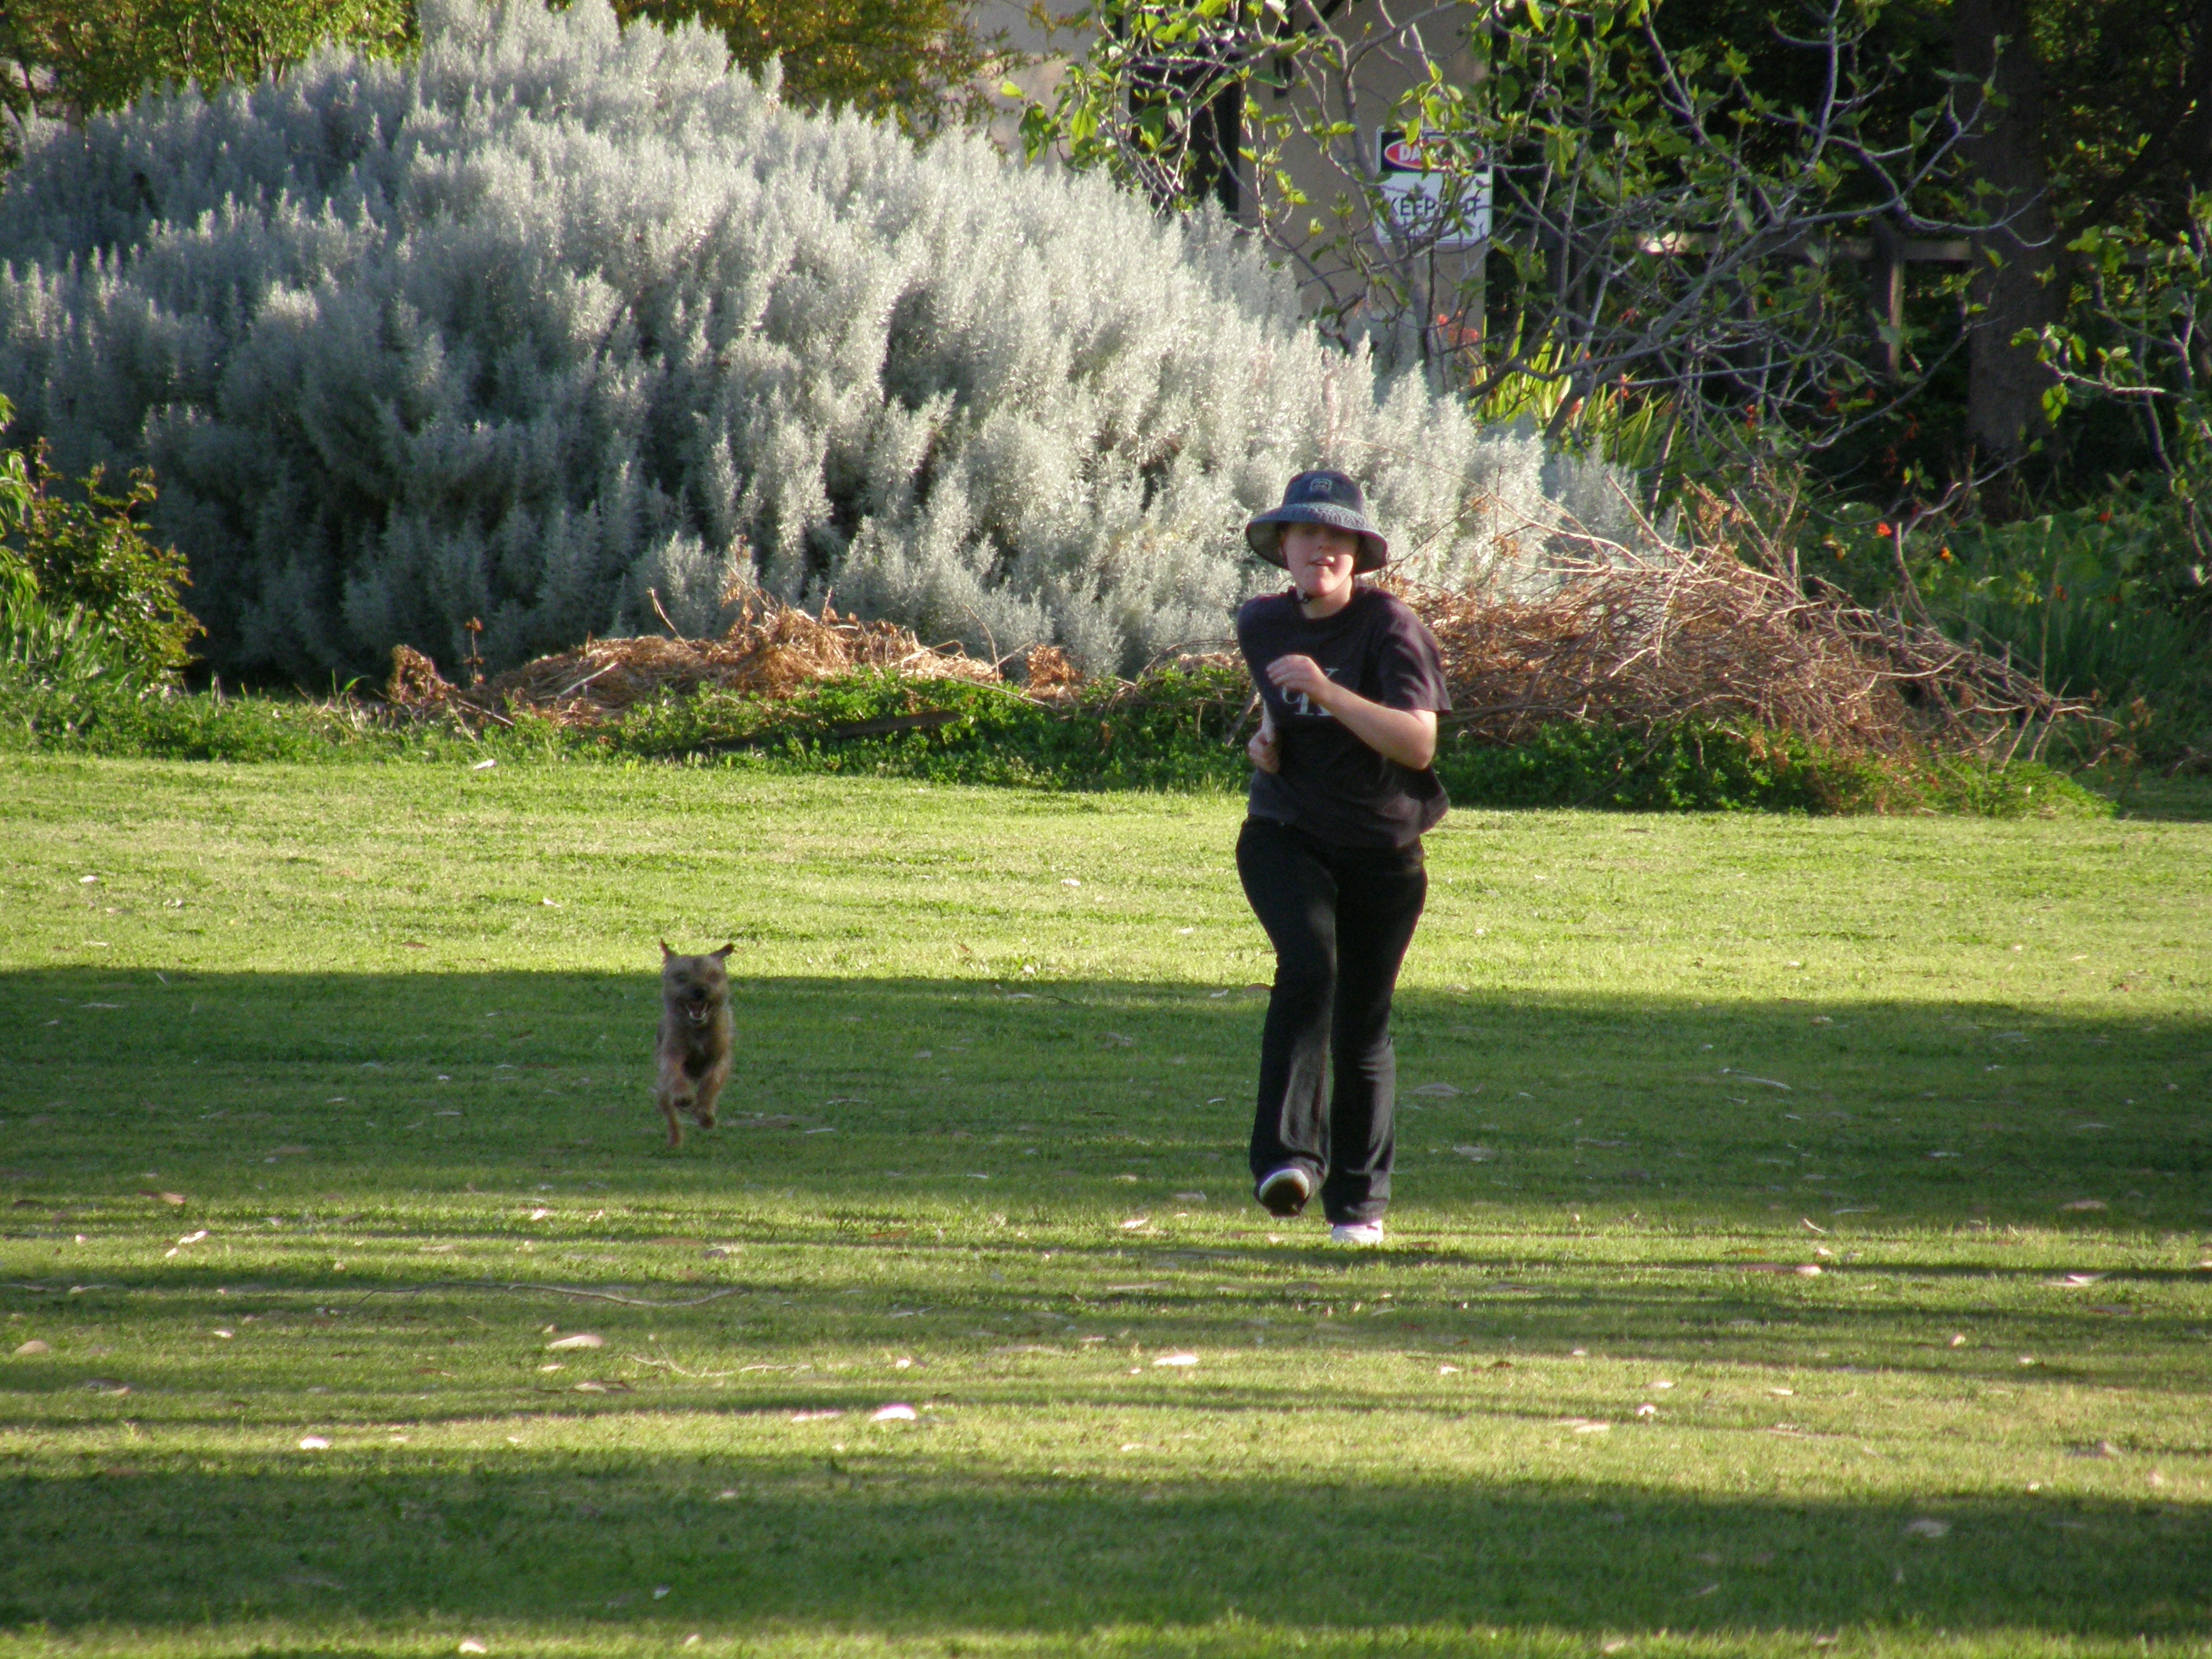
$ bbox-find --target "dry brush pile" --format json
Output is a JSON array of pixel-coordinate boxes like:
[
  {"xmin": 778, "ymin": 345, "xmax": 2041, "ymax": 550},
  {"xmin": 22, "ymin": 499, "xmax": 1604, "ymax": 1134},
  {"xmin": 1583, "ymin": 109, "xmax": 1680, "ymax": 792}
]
[
  {"xmin": 386, "ymin": 590, "xmax": 1012, "ymax": 729},
  {"xmin": 383, "ymin": 535, "xmax": 2089, "ymax": 768},
  {"xmin": 1413, "ymin": 544, "xmax": 2090, "ymax": 765}
]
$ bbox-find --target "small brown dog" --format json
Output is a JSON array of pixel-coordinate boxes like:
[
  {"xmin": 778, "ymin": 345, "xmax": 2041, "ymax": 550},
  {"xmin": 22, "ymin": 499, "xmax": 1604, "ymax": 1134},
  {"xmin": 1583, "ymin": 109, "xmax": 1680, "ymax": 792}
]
[{"xmin": 656, "ymin": 940, "xmax": 734, "ymax": 1147}]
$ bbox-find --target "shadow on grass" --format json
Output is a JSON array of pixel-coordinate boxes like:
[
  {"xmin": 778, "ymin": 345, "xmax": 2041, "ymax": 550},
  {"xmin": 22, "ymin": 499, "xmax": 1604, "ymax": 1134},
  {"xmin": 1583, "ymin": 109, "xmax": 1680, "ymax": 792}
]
[
  {"xmin": 4, "ymin": 972, "xmax": 2210, "ymax": 1643},
  {"xmin": 2100, "ymin": 773, "xmax": 2212, "ymax": 822},
  {"xmin": 4, "ymin": 967, "xmax": 2205, "ymax": 1230},
  {"xmin": 0, "ymin": 1457, "xmax": 2204, "ymax": 1637}
]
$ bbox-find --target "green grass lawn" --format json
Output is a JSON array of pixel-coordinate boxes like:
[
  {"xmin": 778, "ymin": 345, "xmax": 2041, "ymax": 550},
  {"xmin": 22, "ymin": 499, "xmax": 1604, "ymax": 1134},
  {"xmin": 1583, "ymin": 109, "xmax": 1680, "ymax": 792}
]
[{"xmin": 1, "ymin": 757, "xmax": 2208, "ymax": 1658}]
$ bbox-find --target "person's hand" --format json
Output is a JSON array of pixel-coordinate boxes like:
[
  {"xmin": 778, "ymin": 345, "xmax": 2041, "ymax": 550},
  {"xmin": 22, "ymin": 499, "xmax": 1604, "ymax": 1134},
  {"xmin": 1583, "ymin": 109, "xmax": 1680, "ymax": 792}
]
[
  {"xmin": 1247, "ymin": 716, "xmax": 1281, "ymax": 773},
  {"xmin": 1264, "ymin": 653, "xmax": 1334, "ymax": 708}
]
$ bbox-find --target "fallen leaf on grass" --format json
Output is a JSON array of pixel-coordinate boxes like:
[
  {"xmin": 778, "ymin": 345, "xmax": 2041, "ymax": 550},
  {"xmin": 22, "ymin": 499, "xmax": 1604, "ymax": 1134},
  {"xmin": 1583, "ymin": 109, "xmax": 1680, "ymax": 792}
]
[
  {"xmin": 12, "ymin": 1340, "xmax": 49, "ymax": 1357},
  {"xmin": 1153, "ymin": 1352, "xmax": 1198, "ymax": 1367},
  {"xmin": 871, "ymin": 1403, "xmax": 918, "ymax": 1421},
  {"xmin": 572, "ymin": 1382, "xmax": 608, "ymax": 1393},
  {"xmin": 459, "ymin": 1641, "xmax": 488, "ymax": 1655},
  {"xmin": 1903, "ymin": 1518, "xmax": 1950, "ymax": 1538},
  {"xmin": 1635, "ymin": 1403, "xmax": 1658, "ymax": 1418},
  {"xmin": 83, "ymin": 1379, "xmax": 130, "ymax": 1395},
  {"xmin": 298, "ymin": 1437, "xmax": 330, "ymax": 1450},
  {"xmin": 547, "ymin": 1333, "xmax": 604, "ymax": 1350},
  {"xmin": 2059, "ymin": 1199, "xmax": 2108, "ymax": 1213},
  {"xmin": 1452, "ymin": 1146, "xmax": 1494, "ymax": 1161},
  {"xmin": 145, "ymin": 1191, "xmax": 186, "ymax": 1206},
  {"xmin": 2071, "ymin": 1439, "xmax": 2120, "ymax": 1459},
  {"xmin": 1119, "ymin": 1217, "xmax": 1151, "ymax": 1230},
  {"xmin": 790, "ymin": 1410, "xmax": 844, "ymax": 1423},
  {"xmin": 1684, "ymin": 1582, "xmax": 1720, "ymax": 1599}
]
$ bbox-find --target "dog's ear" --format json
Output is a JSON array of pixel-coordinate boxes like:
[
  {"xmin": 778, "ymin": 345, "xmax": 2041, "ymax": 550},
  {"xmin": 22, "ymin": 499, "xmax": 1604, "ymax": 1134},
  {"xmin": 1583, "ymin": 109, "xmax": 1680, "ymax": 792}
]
[
  {"xmin": 660, "ymin": 939, "xmax": 674, "ymax": 960},
  {"xmin": 711, "ymin": 943, "xmax": 735, "ymax": 961}
]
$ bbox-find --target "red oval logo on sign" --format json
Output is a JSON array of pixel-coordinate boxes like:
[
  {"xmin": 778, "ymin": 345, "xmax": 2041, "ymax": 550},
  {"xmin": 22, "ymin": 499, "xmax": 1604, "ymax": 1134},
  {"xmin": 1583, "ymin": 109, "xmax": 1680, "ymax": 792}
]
[{"xmin": 1381, "ymin": 138, "xmax": 1431, "ymax": 170}]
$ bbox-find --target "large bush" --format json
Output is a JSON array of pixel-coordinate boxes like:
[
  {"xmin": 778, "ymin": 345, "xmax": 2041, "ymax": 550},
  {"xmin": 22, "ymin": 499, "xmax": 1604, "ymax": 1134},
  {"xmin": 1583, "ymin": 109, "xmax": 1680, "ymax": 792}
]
[{"xmin": 0, "ymin": 0, "xmax": 1638, "ymax": 682}]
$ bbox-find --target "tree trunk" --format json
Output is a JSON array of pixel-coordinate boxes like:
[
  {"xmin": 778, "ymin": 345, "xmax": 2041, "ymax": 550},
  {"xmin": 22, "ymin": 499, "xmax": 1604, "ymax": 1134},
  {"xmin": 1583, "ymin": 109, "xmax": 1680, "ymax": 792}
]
[{"xmin": 1954, "ymin": 0, "xmax": 2059, "ymax": 504}]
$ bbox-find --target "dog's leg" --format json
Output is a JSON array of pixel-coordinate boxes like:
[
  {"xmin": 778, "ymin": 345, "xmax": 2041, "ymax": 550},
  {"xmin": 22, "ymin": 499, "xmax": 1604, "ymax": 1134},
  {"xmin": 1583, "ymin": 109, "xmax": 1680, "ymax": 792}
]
[
  {"xmin": 657, "ymin": 1077, "xmax": 686, "ymax": 1148},
  {"xmin": 693, "ymin": 1058, "xmax": 729, "ymax": 1131}
]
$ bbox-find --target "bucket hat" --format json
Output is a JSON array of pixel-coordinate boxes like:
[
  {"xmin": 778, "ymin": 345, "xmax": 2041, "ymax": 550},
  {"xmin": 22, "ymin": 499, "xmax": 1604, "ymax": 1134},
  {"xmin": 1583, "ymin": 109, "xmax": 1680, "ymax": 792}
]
[{"xmin": 1244, "ymin": 469, "xmax": 1389, "ymax": 572}]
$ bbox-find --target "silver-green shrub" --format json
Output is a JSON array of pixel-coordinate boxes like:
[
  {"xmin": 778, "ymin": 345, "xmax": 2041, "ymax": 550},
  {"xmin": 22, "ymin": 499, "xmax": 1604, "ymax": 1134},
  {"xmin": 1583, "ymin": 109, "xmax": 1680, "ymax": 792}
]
[{"xmin": 0, "ymin": 0, "xmax": 1644, "ymax": 680}]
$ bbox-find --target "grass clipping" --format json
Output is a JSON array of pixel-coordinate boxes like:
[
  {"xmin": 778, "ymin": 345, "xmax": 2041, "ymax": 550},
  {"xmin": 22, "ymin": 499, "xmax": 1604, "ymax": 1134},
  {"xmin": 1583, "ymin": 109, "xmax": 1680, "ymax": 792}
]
[{"xmin": 387, "ymin": 533, "xmax": 2085, "ymax": 765}]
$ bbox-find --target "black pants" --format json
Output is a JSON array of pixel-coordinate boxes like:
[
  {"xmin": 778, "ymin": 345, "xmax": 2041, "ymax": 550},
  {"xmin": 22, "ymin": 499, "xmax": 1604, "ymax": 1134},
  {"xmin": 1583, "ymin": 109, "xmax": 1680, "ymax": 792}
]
[{"xmin": 1236, "ymin": 817, "xmax": 1428, "ymax": 1225}]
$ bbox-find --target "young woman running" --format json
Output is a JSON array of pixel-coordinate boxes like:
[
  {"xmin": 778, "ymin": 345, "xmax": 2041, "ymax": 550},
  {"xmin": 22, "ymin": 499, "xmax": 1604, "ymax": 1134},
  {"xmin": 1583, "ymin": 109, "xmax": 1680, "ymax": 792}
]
[{"xmin": 1234, "ymin": 470, "xmax": 1451, "ymax": 1245}]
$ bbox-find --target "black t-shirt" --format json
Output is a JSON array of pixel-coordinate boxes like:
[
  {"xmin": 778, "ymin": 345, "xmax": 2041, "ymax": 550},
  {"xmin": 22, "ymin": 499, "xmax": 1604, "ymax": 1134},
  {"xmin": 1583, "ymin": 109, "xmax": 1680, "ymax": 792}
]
[{"xmin": 1236, "ymin": 583, "xmax": 1452, "ymax": 848}]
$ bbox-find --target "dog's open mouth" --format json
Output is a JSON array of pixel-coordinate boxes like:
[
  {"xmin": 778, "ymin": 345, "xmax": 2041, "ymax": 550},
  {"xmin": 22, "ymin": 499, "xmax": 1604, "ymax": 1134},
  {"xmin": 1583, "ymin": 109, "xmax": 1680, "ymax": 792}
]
[{"xmin": 685, "ymin": 1000, "xmax": 714, "ymax": 1025}]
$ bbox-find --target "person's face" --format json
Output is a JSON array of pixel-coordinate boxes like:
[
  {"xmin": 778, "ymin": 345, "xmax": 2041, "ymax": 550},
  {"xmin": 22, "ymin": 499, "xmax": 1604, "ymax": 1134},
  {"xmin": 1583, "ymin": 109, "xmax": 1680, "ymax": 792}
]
[{"xmin": 1280, "ymin": 522, "xmax": 1362, "ymax": 608}]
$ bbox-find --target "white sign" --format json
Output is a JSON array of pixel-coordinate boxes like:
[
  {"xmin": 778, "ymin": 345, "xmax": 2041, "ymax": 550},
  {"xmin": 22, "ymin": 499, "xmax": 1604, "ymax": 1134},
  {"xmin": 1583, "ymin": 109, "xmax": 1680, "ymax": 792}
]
[{"xmin": 1375, "ymin": 128, "xmax": 1492, "ymax": 251}]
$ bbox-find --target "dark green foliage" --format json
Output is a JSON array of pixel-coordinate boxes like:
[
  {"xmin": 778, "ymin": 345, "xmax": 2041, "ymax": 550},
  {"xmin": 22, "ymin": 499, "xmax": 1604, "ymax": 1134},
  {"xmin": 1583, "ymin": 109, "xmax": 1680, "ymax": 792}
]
[
  {"xmin": 0, "ymin": 667, "xmax": 467, "ymax": 761},
  {"xmin": 0, "ymin": 0, "xmax": 413, "ymax": 153},
  {"xmin": 610, "ymin": 666, "xmax": 1256, "ymax": 791},
  {"xmin": 0, "ymin": 657, "xmax": 2106, "ymax": 817},
  {"xmin": 1436, "ymin": 719, "xmax": 1873, "ymax": 813},
  {"xmin": 1434, "ymin": 719, "xmax": 2103, "ymax": 817},
  {"xmin": 4, "ymin": 444, "xmax": 202, "ymax": 678},
  {"xmin": 1820, "ymin": 492, "xmax": 2212, "ymax": 764}
]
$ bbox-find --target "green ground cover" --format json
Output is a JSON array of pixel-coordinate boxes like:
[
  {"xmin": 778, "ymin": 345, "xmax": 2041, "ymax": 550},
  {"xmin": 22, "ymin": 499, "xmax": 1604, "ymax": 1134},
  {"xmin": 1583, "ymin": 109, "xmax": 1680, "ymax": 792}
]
[
  {"xmin": 1, "ymin": 758, "xmax": 2208, "ymax": 1658},
  {"xmin": 1, "ymin": 663, "xmax": 2116, "ymax": 816}
]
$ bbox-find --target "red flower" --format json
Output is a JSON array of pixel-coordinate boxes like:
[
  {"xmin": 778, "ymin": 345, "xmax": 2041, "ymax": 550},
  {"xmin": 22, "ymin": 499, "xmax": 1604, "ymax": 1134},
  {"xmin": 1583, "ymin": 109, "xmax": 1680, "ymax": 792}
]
[{"xmin": 1875, "ymin": 523, "xmax": 1893, "ymax": 539}]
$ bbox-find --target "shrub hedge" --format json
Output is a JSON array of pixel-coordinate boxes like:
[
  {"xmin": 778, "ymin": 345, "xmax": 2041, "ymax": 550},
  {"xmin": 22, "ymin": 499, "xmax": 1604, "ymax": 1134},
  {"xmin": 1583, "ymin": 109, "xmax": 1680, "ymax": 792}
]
[{"xmin": 0, "ymin": 661, "xmax": 2108, "ymax": 817}]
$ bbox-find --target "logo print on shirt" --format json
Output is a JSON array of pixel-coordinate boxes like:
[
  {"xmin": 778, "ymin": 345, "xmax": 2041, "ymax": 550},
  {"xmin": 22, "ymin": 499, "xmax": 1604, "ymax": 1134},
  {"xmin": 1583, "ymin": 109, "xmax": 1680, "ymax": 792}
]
[{"xmin": 1283, "ymin": 667, "xmax": 1344, "ymax": 719}]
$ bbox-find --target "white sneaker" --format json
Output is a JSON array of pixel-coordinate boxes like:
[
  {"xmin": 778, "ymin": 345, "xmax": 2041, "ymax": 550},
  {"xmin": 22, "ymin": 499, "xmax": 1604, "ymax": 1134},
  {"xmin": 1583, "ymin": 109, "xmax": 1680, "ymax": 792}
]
[
  {"xmin": 1329, "ymin": 1220, "xmax": 1385, "ymax": 1246},
  {"xmin": 1256, "ymin": 1165, "xmax": 1313, "ymax": 1218}
]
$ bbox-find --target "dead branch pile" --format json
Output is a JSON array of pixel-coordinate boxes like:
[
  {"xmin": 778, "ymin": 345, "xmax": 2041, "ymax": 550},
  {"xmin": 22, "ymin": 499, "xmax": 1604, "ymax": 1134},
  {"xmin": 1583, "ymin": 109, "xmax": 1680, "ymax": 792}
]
[
  {"xmin": 386, "ymin": 592, "xmax": 1000, "ymax": 727},
  {"xmin": 385, "ymin": 553, "xmax": 2090, "ymax": 763},
  {"xmin": 1403, "ymin": 544, "xmax": 2091, "ymax": 761}
]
